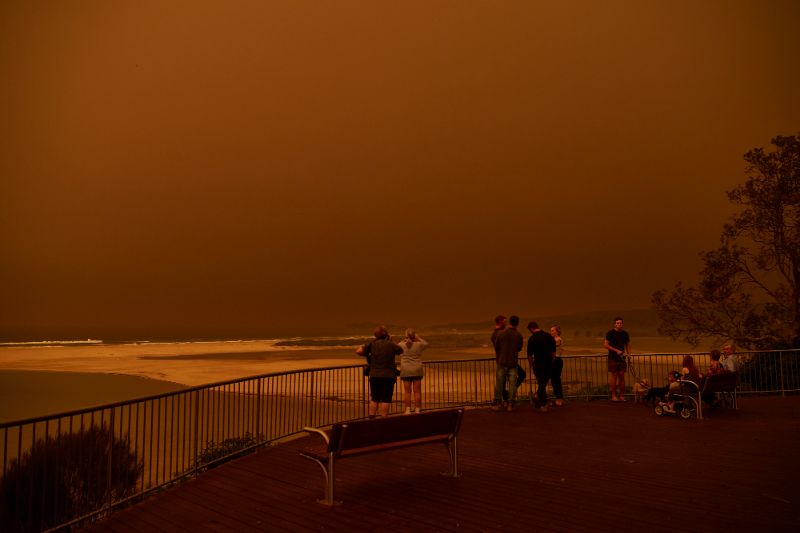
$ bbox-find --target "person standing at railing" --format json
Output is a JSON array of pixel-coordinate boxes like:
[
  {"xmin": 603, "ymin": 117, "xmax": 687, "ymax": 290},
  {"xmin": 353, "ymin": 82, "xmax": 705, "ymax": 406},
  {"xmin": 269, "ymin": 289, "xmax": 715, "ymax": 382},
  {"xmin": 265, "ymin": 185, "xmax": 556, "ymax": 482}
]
[
  {"xmin": 492, "ymin": 315, "xmax": 523, "ymax": 412},
  {"xmin": 491, "ymin": 314, "xmax": 527, "ymax": 405},
  {"xmin": 399, "ymin": 328, "xmax": 428, "ymax": 414},
  {"xmin": 550, "ymin": 325, "xmax": 565, "ymax": 407},
  {"xmin": 356, "ymin": 326, "xmax": 404, "ymax": 418},
  {"xmin": 528, "ymin": 321, "xmax": 557, "ymax": 412},
  {"xmin": 604, "ymin": 317, "xmax": 630, "ymax": 402},
  {"xmin": 491, "ymin": 315, "xmax": 506, "ymax": 360}
]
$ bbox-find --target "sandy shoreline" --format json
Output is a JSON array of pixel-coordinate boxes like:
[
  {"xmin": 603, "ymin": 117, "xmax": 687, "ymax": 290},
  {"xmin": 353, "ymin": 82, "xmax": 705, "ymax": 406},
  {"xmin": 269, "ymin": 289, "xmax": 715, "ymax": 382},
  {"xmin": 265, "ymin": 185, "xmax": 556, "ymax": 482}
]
[
  {"xmin": 0, "ymin": 340, "xmax": 496, "ymax": 384},
  {"xmin": 0, "ymin": 341, "xmax": 363, "ymax": 386},
  {"xmin": 0, "ymin": 341, "xmax": 494, "ymax": 422}
]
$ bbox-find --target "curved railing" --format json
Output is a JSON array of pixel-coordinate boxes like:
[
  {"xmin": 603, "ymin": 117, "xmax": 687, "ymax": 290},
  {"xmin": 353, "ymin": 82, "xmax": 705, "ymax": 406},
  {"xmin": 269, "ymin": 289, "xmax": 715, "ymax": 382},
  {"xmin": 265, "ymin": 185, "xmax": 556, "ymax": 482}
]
[{"xmin": 1, "ymin": 349, "xmax": 797, "ymax": 531}]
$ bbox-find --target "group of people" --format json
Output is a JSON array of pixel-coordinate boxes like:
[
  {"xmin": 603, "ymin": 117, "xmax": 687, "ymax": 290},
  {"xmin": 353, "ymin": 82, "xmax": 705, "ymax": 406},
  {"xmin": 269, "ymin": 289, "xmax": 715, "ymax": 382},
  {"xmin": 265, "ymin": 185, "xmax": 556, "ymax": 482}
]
[
  {"xmin": 490, "ymin": 314, "xmax": 564, "ymax": 412},
  {"xmin": 664, "ymin": 344, "xmax": 738, "ymax": 408},
  {"xmin": 603, "ymin": 316, "xmax": 739, "ymax": 404},
  {"xmin": 356, "ymin": 317, "xmax": 739, "ymax": 417},
  {"xmin": 356, "ymin": 326, "xmax": 428, "ymax": 417}
]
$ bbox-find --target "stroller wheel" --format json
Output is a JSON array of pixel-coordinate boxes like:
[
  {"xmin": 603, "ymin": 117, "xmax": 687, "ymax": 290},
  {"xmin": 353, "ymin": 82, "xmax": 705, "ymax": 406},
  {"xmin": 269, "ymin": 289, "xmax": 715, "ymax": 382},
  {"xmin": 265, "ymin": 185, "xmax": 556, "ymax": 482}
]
[
  {"xmin": 680, "ymin": 407, "xmax": 693, "ymax": 419},
  {"xmin": 654, "ymin": 405, "xmax": 664, "ymax": 416}
]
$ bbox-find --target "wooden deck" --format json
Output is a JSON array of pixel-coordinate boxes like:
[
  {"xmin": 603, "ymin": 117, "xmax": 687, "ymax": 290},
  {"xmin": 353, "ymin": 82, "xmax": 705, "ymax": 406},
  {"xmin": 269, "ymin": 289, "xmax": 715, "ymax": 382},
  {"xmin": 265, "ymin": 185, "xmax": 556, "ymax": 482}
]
[{"xmin": 88, "ymin": 396, "xmax": 800, "ymax": 532}]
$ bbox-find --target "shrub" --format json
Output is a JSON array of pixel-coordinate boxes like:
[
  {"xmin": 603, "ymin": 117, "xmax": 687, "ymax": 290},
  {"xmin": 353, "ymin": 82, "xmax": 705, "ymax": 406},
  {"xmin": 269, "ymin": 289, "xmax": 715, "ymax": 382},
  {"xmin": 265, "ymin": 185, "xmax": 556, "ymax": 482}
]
[
  {"xmin": 196, "ymin": 433, "xmax": 259, "ymax": 468},
  {"xmin": 0, "ymin": 424, "xmax": 142, "ymax": 532}
]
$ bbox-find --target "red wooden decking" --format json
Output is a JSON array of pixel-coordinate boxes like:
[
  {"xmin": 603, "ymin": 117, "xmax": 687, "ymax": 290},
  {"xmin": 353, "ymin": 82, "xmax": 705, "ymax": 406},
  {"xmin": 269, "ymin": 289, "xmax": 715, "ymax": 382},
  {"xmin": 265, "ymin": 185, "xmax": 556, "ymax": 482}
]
[{"xmin": 88, "ymin": 396, "xmax": 800, "ymax": 532}]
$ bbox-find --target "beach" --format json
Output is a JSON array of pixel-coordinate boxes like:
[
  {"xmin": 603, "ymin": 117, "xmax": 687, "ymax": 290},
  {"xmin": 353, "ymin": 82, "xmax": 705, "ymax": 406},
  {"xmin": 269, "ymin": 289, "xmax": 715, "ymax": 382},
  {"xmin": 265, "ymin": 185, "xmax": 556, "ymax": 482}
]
[
  {"xmin": 0, "ymin": 339, "xmax": 493, "ymax": 422},
  {"xmin": 0, "ymin": 340, "xmax": 348, "ymax": 421}
]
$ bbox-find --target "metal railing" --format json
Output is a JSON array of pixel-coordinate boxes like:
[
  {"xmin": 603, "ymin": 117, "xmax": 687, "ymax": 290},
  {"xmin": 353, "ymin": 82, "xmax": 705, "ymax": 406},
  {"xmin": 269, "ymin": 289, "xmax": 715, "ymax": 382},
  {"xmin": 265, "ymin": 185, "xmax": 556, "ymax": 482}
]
[{"xmin": 1, "ymin": 349, "xmax": 797, "ymax": 531}]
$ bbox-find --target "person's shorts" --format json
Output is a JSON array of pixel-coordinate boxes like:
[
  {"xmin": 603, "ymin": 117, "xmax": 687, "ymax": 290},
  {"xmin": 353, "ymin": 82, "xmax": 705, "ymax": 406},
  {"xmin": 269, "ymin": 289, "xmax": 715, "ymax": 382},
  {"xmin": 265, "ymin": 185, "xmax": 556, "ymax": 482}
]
[
  {"xmin": 608, "ymin": 357, "xmax": 627, "ymax": 373},
  {"xmin": 369, "ymin": 377, "xmax": 396, "ymax": 403},
  {"xmin": 401, "ymin": 376, "xmax": 423, "ymax": 382}
]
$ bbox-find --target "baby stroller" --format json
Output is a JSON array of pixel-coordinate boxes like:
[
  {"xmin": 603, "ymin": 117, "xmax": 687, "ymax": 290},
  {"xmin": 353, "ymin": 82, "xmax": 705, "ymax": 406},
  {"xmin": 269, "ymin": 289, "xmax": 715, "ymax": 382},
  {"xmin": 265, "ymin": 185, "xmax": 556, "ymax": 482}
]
[{"xmin": 654, "ymin": 371, "xmax": 698, "ymax": 420}]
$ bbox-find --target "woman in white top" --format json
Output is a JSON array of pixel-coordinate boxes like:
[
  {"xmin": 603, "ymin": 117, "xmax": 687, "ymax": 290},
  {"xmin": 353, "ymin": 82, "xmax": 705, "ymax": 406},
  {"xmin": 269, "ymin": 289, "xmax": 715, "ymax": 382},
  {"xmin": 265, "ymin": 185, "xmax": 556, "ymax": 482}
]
[{"xmin": 399, "ymin": 328, "xmax": 428, "ymax": 414}]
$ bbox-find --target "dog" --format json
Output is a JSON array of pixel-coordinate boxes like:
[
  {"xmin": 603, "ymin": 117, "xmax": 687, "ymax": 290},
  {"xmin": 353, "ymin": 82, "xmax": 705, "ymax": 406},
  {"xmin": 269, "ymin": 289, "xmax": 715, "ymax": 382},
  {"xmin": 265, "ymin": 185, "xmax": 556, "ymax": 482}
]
[
  {"xmin": 633, "ymin": 378, "xmax": 650, "ymax": 404},
  {"xmin": 643, "ymin": 385, "xmax": 669, "ymax": 407}
]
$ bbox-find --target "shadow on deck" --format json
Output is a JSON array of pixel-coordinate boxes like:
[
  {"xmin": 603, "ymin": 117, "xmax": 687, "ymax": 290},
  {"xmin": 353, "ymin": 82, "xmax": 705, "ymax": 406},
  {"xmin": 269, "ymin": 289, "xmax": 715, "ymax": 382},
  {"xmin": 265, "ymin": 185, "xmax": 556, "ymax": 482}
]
[{"xmin": 89, "ymin": 396, "xmax": 800, "ymax": 532}]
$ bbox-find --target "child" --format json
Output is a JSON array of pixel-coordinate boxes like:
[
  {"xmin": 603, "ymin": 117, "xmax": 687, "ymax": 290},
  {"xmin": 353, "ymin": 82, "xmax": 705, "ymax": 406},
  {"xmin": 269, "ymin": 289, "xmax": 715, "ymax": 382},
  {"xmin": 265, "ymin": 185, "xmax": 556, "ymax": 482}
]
[
  {"xmin": 659, "ymin": 371, "xmax": 683, "ymax": 412},
  {"xmin": 706, "ymin": 350, "xmax": 725, "ymax": 376}
]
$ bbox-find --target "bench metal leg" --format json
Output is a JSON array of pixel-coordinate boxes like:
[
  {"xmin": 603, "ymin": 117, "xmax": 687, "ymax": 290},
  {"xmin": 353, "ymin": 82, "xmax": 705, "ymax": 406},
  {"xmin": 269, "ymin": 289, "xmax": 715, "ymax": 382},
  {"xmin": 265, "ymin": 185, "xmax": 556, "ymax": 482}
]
[
  {"xmin": 442, "ymin": 436, "xmax": 462, "ymax": 478},
  {"xmin": 301, "ymin": 453, "xmax": 341, "ymax": 506},
  {"xmin": 321, "ymin": 455, "xmax": 338, "ymax": 506}
]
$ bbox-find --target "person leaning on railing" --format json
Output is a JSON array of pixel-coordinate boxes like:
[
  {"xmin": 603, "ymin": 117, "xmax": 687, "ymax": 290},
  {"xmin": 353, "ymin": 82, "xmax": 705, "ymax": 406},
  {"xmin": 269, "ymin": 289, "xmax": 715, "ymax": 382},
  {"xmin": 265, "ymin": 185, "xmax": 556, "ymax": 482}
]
[{"xmin": 356, "ymin": 326, "xmax": 403, "ymax": 418}]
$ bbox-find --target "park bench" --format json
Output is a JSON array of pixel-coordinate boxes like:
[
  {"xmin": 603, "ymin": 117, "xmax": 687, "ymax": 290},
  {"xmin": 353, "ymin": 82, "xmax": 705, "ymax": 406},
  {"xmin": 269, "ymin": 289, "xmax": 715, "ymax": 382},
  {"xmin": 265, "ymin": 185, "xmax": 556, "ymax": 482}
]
[
  {"xmin": 681, "ymin": 371, "xmax": 739, "ymax": 420},
  {"xmin": 298, "ymin": 408, "xmax": 464, "ymax": 505}
]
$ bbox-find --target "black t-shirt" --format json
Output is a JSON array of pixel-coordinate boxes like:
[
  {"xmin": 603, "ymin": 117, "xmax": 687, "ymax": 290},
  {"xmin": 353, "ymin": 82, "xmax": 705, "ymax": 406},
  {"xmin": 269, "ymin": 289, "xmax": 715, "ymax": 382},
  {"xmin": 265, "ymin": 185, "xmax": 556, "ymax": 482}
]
[
  {"xmin": 526, "ymin": 330, "xmax": 556, "ymax": 367},
  {"xmin": 605, "ymin": 329, "xmax": 630, "ymax": 359},
  {"xmin": 361, "ymin": 338, "xmax": 403, "ymax": 378}
]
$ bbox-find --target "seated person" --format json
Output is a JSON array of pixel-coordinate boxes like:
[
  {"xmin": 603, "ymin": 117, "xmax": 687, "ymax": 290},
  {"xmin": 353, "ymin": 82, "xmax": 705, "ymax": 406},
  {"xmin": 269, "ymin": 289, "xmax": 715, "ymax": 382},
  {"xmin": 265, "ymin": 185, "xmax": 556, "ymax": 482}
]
[
  {"xmin": 661, "ymin": 370, "xmax": 683, "ymax": 409},
  {"xmin": 681, "ymin": 354, "xmax": 703, "ymax": 384},
  {"xmin": 706, "ymin": 350, "xmax": 725, "ymax": 376},
  {"xmin": 703, "ymin": 350, "xmax": 726, "ymax": 406},
  {"xmin": 721, "ymin": 343, "xmax": 738, "ymax": 372}
]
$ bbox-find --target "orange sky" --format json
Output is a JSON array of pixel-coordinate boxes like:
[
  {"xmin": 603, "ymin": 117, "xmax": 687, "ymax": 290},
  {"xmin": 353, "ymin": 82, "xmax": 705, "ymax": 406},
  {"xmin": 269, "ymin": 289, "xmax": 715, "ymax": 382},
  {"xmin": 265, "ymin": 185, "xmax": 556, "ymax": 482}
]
[{"xmin": 2, "ymin": 1, "xmax": 799, "ymax": 336}]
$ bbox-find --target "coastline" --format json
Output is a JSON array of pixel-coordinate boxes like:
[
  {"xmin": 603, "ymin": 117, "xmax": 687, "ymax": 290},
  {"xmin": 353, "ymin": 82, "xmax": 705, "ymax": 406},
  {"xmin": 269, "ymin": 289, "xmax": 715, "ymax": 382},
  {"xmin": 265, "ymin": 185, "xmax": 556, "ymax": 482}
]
[{"xmin": 0, "ymin": 335, "xmax": 699, "ymax": 423}]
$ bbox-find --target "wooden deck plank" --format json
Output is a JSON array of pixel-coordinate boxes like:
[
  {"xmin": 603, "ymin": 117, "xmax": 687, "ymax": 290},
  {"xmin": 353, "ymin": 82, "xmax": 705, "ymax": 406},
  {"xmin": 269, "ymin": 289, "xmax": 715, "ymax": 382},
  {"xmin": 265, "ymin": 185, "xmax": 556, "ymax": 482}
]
[{"xmin": 88, "ymin": 396, "xmax": 800, "ymax": 532}]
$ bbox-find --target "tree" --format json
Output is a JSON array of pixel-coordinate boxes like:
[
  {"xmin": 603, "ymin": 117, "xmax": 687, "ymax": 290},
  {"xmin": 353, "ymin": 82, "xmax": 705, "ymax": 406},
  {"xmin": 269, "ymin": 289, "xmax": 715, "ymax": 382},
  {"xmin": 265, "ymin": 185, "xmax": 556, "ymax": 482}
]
[{"xmin": 652, "ymin": 133, "xmax": 800, "ymax": 349}]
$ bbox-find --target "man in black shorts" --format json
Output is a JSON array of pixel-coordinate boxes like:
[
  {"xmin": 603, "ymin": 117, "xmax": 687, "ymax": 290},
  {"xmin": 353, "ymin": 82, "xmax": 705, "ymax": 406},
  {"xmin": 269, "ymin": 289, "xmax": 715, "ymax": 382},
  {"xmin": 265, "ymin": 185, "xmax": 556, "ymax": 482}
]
[
  {"xmin": 604, "ymin": 317, "xmax": 630, "ymax": 402},
  {"xmin": 357, "ymin": 326, "xmax": 403, "ymax": 417}
]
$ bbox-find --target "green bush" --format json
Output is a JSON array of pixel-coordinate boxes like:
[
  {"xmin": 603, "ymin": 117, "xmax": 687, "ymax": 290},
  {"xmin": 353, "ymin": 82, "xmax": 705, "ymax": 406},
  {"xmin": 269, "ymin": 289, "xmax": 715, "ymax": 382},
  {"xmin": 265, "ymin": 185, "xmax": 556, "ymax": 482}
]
[{"xmin": 0, "ymin": 424, "xmax": 142, "ymax": 532}]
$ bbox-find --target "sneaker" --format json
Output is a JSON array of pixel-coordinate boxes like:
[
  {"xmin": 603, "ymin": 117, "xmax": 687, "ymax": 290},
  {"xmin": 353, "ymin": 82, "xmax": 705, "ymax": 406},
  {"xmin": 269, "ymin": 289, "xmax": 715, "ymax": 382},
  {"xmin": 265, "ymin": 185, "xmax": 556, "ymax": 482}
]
[
  {"xmin": 555, "ymin": 399, "xmax": 564, "ymax": 407},
  {"xmin": 414, "ymin": 408, "xmax": 421, "ymax": 414},
  {"xmin": 539, "ymin": 406, "xmax": 548, "ymax": 413},
  {"xmin": 506, "ymin": 404, "xmax": 515, "ymax": 412},
  {"xmin": 490, "ymin": 404, "xmax": 503, "ymax": 411},
  {"xmin": 404, "ymin": 407, "xmax": 412, "ymax": 415}
]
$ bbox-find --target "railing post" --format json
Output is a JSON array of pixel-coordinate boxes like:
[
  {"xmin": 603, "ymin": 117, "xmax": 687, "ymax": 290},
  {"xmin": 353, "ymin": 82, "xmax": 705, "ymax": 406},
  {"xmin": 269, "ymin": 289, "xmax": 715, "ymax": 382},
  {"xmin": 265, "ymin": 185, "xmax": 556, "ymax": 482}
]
[
  {"xmin": 255, "ymin": 379, "xmax": 262, "ymax": 441},
  {"xmin": 361, "ymin": 370, "xmax": 367, "ymax": 418},
  {"xmin": 473, "ymin": 365, "xmax": 479, "ymax": 407},
  {"xmin": 193, "ymin": 390, "xmax": 200, "ymax": 476},
  {"xmin": 106, "ymin": 408, "xmax": 115, "ymax": 511},
  {"xmin": 779, "ymin": 351, "xmax": 785, "ymax": 397},
  {"xmin": 309, "ymin": 372, "xmax": 316, "ymax": 427}
]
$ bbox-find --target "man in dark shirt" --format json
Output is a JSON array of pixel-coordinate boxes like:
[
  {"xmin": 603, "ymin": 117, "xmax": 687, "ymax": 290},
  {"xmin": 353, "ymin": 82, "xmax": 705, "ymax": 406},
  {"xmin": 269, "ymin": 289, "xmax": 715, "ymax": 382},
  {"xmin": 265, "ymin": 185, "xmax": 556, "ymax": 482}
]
[
  {"xmin": 356, "ymin": 326, "xmax": 403, "ymax": 417},
  {"xmin": 490, "ymin": 315, "xmax": 506, "ymax": 361},
  {"xmin": 492, "ymin": 315, "xmax": 523, "ymax": 411},
  {"xmin": 526, "ymin": 321, "xmax": 557, "ymax": 412},
  {"xmin": 603, "ymin": 317, "xmax": 630, "ymax": 402}
]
